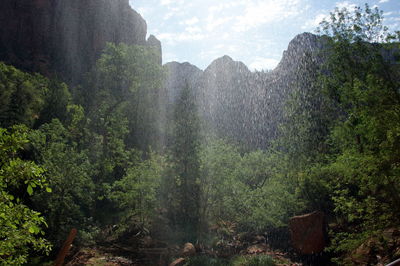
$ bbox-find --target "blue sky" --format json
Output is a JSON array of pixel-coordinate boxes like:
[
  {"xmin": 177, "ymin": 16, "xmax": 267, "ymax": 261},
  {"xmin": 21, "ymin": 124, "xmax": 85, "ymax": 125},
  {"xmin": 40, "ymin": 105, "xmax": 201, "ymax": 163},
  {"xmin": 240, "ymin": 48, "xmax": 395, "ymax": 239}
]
[{"xmin": 129, "ymin": 0, "xmax": 400, "ymax": 70}]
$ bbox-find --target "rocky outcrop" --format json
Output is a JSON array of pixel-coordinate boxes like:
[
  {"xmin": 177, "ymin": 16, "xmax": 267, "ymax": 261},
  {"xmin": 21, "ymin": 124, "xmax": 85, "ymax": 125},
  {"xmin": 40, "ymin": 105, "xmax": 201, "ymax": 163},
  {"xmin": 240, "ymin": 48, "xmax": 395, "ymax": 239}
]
[
  {"xmin": 275, "ymin": 32, "xmax": 325, "ymax": 72},
  {"xmin": 147, "ymin": 34, "xmax": 162, "ymax": 65},
  {"xmin": 289, "ymin": 211, "xmax": 326, "ymax": 255},
  {"xmin": 163, "ymin": 61, "xmax": 203, "ymax": 103},
  {"xmin": 347, "ymin": 228, "xmax": 400, "ymax": 265},
  {"xmin": 0, "ymin": 0, "xmax": 149, "ymax": 84},
  {"xmin": 162, "ymin": 33, "xmax": 327, "ymax": 149}
]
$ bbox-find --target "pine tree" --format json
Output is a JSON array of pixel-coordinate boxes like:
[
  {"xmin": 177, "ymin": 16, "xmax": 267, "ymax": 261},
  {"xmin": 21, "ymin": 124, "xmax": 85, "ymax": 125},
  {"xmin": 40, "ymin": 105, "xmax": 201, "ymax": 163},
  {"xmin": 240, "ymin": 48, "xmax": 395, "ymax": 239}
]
[{"xmin": 169, "ymin": 84, "xmax": 202, "ymax": 242}]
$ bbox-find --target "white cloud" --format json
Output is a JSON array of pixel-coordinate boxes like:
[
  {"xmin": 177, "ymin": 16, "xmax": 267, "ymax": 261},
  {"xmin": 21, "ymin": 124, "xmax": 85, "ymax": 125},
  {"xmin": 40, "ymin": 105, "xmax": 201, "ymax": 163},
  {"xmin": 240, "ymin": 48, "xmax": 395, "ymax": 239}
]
[
  {"xmin": 335, "ymin": 1, "xmax": 357, "ymax": 10},
  {"xmin": 137, "ymin": 7, "xmax": 149, "ymax": 17},
  {"xmin": 199, "ymin": 49, "xmax": 221, "ymax": 61},
  {"xmin": 379, "ymin": 0, "xmax": 390, "ymax": 3},
  {"xmin": 160, "ymin": 0, "xmax": 172, "ymax": 6},
  {"xmin": 234, "ymin": 0, "xmax": 303, "ymax": 32},
  {"xmin": 183, "ymin": 17, "xmax": 199, "ymax": 26},
  {"xmin": 206, "ymin": 15, "xmax": 233, "ymax": 31},
  {"xmin": 208, "ymin": 2, "xmax": 239, "ymax": 13},
  {"xmin": 157, "ymin": 31, "xmax": 206, "ymax": 45},
  {"xmin": 163, "ymin": 12, "xmax": 175, "ymax": 21},
  {"xmin": 249, "ymin": 57, "xmax": 280, "ymax": 70},
  {"xmin": 302, "ymin": 13, "xmax": 328, "ymax": 30},
  {"xmin": 163, "ymin": 52, "xmax": 178, "ymax": 63},
  {"xmin": 185, "ymin": 26, "xmax": 202, "ymax": 34}
]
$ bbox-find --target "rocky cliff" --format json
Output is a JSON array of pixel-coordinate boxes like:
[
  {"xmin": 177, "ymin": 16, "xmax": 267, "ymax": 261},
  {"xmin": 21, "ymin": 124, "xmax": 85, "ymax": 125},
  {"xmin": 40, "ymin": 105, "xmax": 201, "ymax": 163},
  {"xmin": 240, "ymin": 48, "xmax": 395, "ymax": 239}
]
[
  {"xmin": 0, "ymin": 0, "xmax": 159, "ymax": 84},
  {"xmin": 164, "ymin": 61, "xmax": 202, "ymax": 103},
  {"xmin": 164, "ymin": 33, "xmax": 324, "ymax": 148}
]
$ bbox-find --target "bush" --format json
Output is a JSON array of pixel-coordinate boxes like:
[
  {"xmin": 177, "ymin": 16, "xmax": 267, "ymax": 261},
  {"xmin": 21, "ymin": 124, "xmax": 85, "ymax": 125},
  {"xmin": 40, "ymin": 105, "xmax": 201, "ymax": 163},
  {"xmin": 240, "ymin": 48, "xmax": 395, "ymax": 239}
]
[
  {"xmin": 231, "ymin": 255, "xmax": 275, "ymax": 266},
  {"xmin": 184, "ymin": 256, "xmax": 229, "ymax": 266}
]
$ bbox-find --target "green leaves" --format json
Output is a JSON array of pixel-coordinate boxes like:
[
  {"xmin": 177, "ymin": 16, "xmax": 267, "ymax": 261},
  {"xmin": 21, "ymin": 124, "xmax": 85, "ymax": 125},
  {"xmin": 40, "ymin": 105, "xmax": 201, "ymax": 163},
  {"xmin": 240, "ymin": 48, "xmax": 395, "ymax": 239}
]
[
  {"xmin": 0, "ymin": 62, "xmax": 48, "ymax": 128},
  {"xmin": 312, "ymin": 4, "xmax": 400, "ymax": 261},
  {"xmin": 0, "ymin": 126, "xmax": 51, "ymax": 265},
  {"xmin": 29, "ymin": 118, "xmax": 95, "ymax": 244},
  {"xmin": 27, "ymin": 185, "xmax": 33, "ymax": 196},
  {"xmin": 28, "ymin": 225, "xmax": 40, "ymax": 234},
  {"xmin": 199, "ymin": 139, "xmax": 301, "ymax": 232}
]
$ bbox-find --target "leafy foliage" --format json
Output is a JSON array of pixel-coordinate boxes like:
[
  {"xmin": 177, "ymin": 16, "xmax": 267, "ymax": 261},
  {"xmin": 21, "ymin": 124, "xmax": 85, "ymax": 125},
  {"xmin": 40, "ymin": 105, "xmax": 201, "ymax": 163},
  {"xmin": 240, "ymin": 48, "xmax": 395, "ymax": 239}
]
[
  {"xmin": 84, "ymin": 43, "xmax": 166, "ymax": 152},
  {"xmin": 110, "ymin": 152, "xmax": 165, "ymax": 233},
  {"xmin": 231, "ymin": 255, "xmax": 275, "ymax": 266},
  {"xmin": 307, "ymin": 3, "xmax": 400, "ymax": 260},
  {"xmin": 163, "ymin": 85, "xmax": 202, "ymax": 242},
  {"xmin": 0, "ymin": 63, "xmax": 46, "ymax": 128},
  {"xmin": 200, "ymin": 139, "xmax": 302, "ymax": 233},
  {"xmin": 29, "ymin": 118, "xmax": 95, "ymax": 245},
  {"xmin": 0, "ymin": 126, "xmax": 51, "ymax": 265}
]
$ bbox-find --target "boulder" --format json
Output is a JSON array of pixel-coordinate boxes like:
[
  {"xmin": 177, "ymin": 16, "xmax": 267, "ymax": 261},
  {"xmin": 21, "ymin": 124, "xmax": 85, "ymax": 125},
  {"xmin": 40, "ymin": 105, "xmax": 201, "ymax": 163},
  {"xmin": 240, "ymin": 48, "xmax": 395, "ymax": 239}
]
[
  {"xmin": 182, "ymin": 242, "xmax": 196, "ymax": 257},
  {"xmin": 346, "ymin": 228, "xmax": 400, "ymax": 265},
  {"xmin": 289, "ymin": 211, "xmax": 325, "ymax": 254}
]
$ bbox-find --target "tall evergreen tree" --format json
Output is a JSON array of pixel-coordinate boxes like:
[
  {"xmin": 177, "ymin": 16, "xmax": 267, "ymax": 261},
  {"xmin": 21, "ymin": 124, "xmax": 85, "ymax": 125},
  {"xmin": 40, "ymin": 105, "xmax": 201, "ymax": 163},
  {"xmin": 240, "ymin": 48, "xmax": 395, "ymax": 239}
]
[{"xmin": 168, "ymin": 84, "xmax": 202, "ymax": 242}]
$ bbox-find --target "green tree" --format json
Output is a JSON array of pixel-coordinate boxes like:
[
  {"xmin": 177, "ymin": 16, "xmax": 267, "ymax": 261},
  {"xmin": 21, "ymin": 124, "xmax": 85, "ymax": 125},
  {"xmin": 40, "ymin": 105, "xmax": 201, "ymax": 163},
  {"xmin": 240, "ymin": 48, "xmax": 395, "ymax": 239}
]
[
  {"xmin": 110, "ymin": 152, "xmax": 165, "ymax": 235},
  {"xmin": 80, "ymin": 44, "xmax": 166, "ymax": 224},
  {"xmin": 35, "ymin": 79, "xmax": 71, "ymax": 126},
  {"xmin": 0, "ymin": 63, "xmax": 46, "ymax": 128},
  {"xmin": 84, "ymin": 43, "xmax": 165, "ymax": 152},
  {"xmin": 0, "ymin": 125, "xmax": 51, "ymax": 265},
  {"xmin": 200, "ymin": 139, "xmax": 301, "ymax": 233},
  {"xmin": 166, "ymin": 85, "xmax": 202, "ymax": 242},
  {"xmin": 314, "ymin": 3, "xmax": 400, "ymax": 259},
  {"xmin": 29, "ymin": 118, "xmax": 95, "ymax": 246}
]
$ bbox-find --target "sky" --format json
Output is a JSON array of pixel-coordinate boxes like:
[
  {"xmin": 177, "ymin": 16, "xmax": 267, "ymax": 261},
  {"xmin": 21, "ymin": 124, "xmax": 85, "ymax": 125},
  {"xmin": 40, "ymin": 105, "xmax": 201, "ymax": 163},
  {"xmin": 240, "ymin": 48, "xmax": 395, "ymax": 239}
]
[{"xmin": 129, "ymin": 0, "xmax": 400, "ymax": 70}]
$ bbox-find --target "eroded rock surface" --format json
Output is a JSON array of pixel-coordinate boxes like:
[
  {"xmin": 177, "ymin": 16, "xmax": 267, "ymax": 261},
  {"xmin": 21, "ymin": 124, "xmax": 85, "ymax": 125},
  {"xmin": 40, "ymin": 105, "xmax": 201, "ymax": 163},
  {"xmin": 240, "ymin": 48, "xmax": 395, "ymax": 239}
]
[
  {"xmin": 0, "ymin": 0, "xmax": 148, "ymax": 83},
  {"xmin": 289, "ymin": 211, "xmax": 326, "ymax": 255}
]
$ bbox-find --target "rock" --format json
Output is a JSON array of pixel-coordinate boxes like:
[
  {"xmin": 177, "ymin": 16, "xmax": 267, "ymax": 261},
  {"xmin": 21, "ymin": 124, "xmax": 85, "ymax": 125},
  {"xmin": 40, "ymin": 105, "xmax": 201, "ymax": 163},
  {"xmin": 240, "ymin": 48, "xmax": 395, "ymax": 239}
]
[
  {"xmin": 0, "ymin": 0, "xmax": 148, "ymax": 84},
  {"xmin": 182, "ymin": 242, "xmax": 196, "ymax": 257},
  {"xmin": 163, "ymin": 61, "xmax": 203, "ymax": 104},
  {"xmin": 147, "ymin": 34, "xmax": 162, "ymax": 65},
  {"xmin": 169, "ymin": 258, "xmax": 186, "ymax": 266},
  {"xmin": 289, "ymin": 211, "xmax": 326, "ymax": 255},
  {"xmin": 253, "ymin": 235, "xmax": 266, "ymax": 244},
  {"xmin": 246, "ymin": 243, "xmax": 268, "ymax": 254},
  {"xmin": 346, "ymin": 228, "xmax": 400, "ymax": 265}
]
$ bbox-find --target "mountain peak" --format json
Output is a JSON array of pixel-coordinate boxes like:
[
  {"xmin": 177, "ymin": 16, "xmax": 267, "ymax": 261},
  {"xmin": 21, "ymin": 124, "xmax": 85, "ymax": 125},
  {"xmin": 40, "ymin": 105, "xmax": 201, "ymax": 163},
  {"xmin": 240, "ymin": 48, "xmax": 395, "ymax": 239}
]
[
  {"xmin": 205, "ymin": 55, "xmax": 249, "ymax": 74},
  {"xmin": 274, "ymin": 32, "xmax": 324, "ymax": 71}
]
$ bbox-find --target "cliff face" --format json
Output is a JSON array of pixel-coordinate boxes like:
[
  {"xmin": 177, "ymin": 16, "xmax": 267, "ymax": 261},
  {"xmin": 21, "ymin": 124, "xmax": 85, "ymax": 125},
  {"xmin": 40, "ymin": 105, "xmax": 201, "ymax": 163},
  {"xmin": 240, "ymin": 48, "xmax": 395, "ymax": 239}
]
[
  {"xmin": 164, "ymin": 33, "xmax": 324, "ymax": 148},
  {"xmin": 0, "ymin": 0, "xmax": 150, "ymax": 84},
  {"xmin": 164, "ymin": 61, "xmax": 202, "ymax": 103}
]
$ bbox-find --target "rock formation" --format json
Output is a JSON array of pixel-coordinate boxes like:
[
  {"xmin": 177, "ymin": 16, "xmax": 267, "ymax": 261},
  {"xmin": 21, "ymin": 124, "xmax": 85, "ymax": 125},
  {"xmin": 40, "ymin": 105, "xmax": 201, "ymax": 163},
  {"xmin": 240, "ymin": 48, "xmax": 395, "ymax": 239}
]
[
  {"xmin": 163, "ymin": 33, "xmax": 324, "ymax": 149},
  {"xmin": 0, "ymin": 0, "xmax": 159, "ymax": 84},
  {"xmin": 147, "ymin": 34, "xmax": 163, "ymax": 65},
  {"xmin": 163, "ymin": 61, "xmax": 202, "ymax": 103},
  {"xmin": 289, "ymin": 211, "xmax": 326, "ymax": 255}
]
